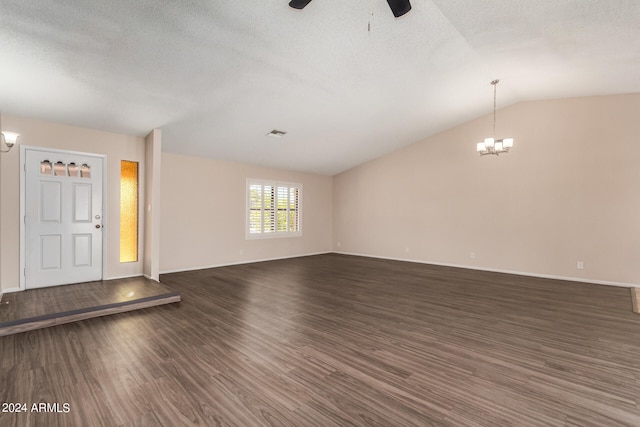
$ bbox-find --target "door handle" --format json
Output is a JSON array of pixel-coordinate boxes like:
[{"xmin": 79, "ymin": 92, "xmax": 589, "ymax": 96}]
[{"xmin": 95, "ymin": 224, "xmax": 101, "ymax": 229}]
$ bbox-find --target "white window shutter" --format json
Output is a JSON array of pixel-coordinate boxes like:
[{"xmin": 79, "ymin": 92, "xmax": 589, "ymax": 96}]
[{"xmin": 247, "ymin": 180, "xmax": 301, "ymax": 238}]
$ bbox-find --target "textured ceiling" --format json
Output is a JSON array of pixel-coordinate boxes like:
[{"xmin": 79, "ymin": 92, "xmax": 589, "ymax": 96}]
[{"xmin": 1, "ymin": 1, "xmax": 639, "ymax": 175}]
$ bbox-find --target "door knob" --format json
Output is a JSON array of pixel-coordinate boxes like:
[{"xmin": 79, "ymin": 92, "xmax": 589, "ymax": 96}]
[{"xmin": 95, "ymin": 224, "xmax": 101, "ymax": 229}]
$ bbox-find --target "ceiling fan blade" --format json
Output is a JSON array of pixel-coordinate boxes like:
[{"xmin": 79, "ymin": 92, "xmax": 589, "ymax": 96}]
[
  {"xmin": 289, "ymin": 0, "xmax": 313, "ymax": 10},
  {"xmin": 386, "ymin": 0, "xmax": 411, "ymax": 17}
]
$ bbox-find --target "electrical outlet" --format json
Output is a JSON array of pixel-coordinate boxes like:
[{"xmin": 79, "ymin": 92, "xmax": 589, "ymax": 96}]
[
  {"xmin": 337, "ymin": 241, "xmax": 341, "ymax": 247},
  {"xmin": 577, "ymin": 261, "xmax": 584, "ymax": 270},
  {"xmin": 405, "ymin": 247, "xmax": 410, "ymax": 253},
  {"xmin": 470, "ymin": 252, "xmax": 476, "ymax": 259}
]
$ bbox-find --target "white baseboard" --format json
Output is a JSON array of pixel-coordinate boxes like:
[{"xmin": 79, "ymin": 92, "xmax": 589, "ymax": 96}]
[
  {"xmin": 102, "ymin": 274, "xmax": 145, "ymax": 281},
  {"xmin": 334, "ymin": 251, "xmax": 640, "ymax": 289},
  {"xmin": 160, "ymin": 251, "xmax": 332, "ymax": 275},
  {"xmin": 1, "ymin": 287, "xmax": 23, "ymax": 294}
]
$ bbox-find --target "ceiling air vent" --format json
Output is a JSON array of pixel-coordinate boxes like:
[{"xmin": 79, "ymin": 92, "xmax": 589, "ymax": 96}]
[{"xmin": 267, "ymin": 129, "xmax": 287, "ymax": 138}]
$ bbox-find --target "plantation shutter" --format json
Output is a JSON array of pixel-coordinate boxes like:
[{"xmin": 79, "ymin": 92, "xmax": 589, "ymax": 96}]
[
  {"xmin": 289, "ymin": 187, "xmax": 299, "ymax": 232},
  {"xmin": 247, "ymin": 180, "xmax": 301, "ymax": 237},
  {"xmin": 248, "ymin": 183, "xmax": 262, "ymax": 234},
  {"xmin": 263, "ymin": 185, "xmax": 275, "ymax": 233}
]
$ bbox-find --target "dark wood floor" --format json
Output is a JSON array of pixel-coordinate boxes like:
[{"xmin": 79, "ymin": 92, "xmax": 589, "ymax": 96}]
[{"xmin": 1, "ymin": 253, "xmax": 639, "ymax": 426}]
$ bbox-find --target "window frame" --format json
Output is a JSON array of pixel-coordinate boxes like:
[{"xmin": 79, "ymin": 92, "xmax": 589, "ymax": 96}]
[{"xmin": 246, "ymin": 179, "xmax": 302, "ymax": 240}]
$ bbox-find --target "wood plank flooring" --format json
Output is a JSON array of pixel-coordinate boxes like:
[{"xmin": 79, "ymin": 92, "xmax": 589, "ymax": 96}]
[
  {"xmin": 0, "ymin": 277, "xmax": 181, "ymax": 336},
  {"xmin": 1, "ymin": 253, "xmax": 639, "ymax": 426}
]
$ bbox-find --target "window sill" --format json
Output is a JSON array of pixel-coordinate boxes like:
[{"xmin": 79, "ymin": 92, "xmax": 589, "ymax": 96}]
[{"xmin": 246, "ymin": 232, "xmax": 302, "ymax": 240}]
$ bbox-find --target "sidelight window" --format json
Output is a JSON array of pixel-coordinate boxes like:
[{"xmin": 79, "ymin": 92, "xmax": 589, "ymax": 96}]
[{"xmin": 120, "ymin": 161, "xmax": 139, "ymax": 262}]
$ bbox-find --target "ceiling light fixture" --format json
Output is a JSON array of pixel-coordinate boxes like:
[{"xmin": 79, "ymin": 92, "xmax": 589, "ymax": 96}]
[
  {"xmin": 267, "ymin": 130, "xmax": 287, "ymax": 138},
  {"xmin": 289, "ymin": 0, "xmax": 411, "ymax": 18},
  {"xmin": 0, "ymin": 112, "xmax": 19, "ymax": 154},
  {"xmin": 476, "ymin": 80, "xmax": 513, "ymax": 156}
]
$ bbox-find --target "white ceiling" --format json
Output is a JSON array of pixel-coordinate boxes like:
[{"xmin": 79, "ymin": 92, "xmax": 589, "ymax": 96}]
[{"xmin": 1, "ymin": 1, "xmax": 639, "ymax": 175}]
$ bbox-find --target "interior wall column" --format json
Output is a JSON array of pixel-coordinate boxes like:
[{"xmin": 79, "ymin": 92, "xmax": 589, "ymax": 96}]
[{"xmin": 143, "ymin": 129, "xmax": 162, "ymax": 281}]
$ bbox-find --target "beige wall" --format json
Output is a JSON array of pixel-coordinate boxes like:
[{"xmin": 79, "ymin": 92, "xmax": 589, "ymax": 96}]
[
  {"xmin": 160, "ymin": 153, "xmax": 333, "ymax": 273},
  {"xmin": 333, "ymin": 94, "xmax": 640, "ymax": 286},
  {"xmin": 0, "ymin": 115, "xmax": 146, "ymax": 292}
]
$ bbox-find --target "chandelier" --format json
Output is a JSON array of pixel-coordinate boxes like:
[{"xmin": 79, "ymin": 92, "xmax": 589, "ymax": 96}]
[{"xmin": 476, "ymin": 79, "xmax": 513, "ymax": 156}]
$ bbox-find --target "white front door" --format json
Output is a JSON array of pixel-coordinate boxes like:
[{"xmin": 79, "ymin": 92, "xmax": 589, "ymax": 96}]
[{"xmin": 25, "ymin": 149, "xmax": 104, "ymax": 288}]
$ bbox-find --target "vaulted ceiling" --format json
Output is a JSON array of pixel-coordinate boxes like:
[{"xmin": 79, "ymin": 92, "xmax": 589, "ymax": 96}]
[{"xmin": 1, "ymin": 1, "xmax": 639, "ymax": 175}]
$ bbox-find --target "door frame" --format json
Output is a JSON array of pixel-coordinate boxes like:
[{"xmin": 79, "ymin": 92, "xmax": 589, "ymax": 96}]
[{"xmin": 19, "ymin": 146, "xmax": 108, "ymax": 291}]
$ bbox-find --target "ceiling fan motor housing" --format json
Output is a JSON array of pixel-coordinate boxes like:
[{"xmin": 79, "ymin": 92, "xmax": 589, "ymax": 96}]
[{"xmin": 289, "ymin": 0, "xmax": 412, "ymax": 18}]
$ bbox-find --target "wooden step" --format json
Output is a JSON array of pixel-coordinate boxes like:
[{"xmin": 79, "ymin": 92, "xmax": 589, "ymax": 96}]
[{"xmin": 0, "ymin": 277, "xmax": 181, "ymax": 336}]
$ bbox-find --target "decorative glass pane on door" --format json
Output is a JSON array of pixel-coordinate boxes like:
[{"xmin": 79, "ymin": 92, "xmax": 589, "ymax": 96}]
[
  {"xmin": 68, "ymin": 162, "xmax": 79, "ymax": 177},
  {"xmin": 40, "ymin": 160, "xmax": 52, "ymax": 175},
  {"xmin": 54, "ymin": 161, "xmax": 67, "ymax": 176},
  {"xmin": 80, "ymin": 164, "xmax": 91, "ymax": 178}
]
